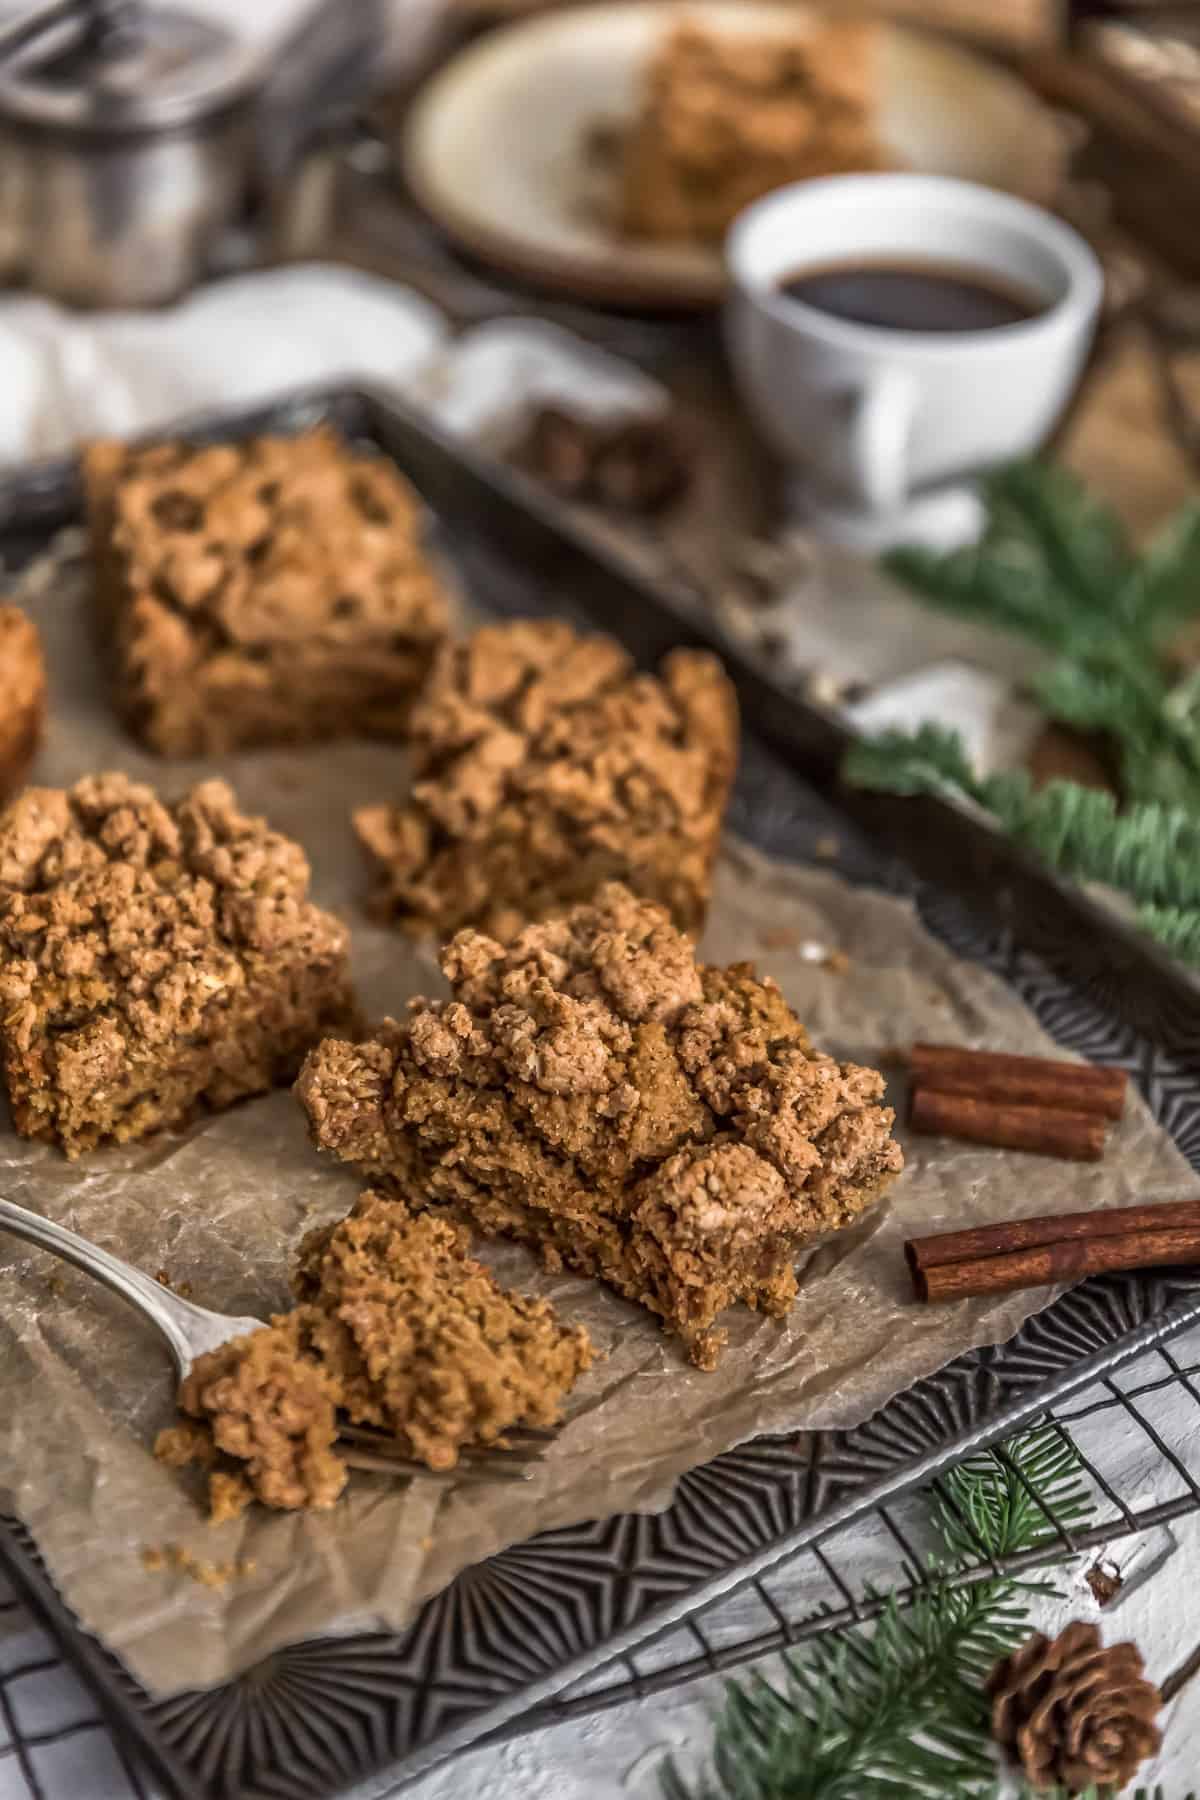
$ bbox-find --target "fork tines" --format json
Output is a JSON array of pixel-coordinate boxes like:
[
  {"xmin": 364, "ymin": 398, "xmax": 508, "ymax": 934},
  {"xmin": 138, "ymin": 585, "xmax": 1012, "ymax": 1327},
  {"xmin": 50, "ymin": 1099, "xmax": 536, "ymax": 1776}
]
[{"xmin": 336, "ymin": 1419, "xmax": 554, "ymax": 1485}]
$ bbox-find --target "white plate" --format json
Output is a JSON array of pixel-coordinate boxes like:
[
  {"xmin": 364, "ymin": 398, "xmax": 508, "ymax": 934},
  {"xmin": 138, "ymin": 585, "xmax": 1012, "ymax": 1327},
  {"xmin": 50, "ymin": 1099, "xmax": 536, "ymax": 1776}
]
[{"xmin": 403, "ymin": 1, "xmax": 1074, "ymax": 310}]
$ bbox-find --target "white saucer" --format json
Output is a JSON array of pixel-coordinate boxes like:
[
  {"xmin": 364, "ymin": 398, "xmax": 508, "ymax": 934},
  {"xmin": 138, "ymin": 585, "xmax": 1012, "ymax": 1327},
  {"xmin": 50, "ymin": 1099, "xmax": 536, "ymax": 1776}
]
[{"xmin": 402, "ymin": 2, "xmax": 1072, "ymax": 312}]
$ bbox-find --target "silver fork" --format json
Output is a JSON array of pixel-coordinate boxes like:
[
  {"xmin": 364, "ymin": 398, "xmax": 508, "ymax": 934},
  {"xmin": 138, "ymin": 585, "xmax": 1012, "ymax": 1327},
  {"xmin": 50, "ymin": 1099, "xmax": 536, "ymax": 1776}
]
[{"xmin": 0, "ymin": 1197, "xmax": 547, "ymax": 1484}]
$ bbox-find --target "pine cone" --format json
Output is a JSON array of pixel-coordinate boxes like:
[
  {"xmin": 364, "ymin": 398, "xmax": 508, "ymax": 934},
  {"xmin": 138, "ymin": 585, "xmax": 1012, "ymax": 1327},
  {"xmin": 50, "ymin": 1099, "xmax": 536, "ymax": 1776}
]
[{"xmin": 986, "ymin": 1621, "xmax": 1162, "ymax": 1792}]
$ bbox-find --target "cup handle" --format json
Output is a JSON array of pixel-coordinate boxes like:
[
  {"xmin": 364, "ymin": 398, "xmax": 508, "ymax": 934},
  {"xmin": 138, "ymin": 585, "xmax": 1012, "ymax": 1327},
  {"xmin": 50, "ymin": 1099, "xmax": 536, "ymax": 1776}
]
[{"xmin": 844, "ymin": 372, "xmax": 917, "ymax": 515}]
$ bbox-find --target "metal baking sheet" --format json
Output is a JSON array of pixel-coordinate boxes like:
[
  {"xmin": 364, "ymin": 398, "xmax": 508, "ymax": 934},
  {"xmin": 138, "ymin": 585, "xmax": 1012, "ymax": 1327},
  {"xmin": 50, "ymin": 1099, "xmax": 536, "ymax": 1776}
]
[{"xmin": 1, "ymin": 383, "xmax": 1199, "ymax": 1800}]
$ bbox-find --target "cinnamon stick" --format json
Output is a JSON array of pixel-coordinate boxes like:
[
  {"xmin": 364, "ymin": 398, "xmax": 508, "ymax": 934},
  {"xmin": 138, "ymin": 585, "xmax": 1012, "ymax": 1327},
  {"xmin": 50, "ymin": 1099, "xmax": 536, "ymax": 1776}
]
[
  {"xmin": 908, "ymin": 1199, "xmax": 1200, "ymax": 1274},
  {"xmin": 909, "ymin": 1088, "xmax": 1108, "ymax": 1161},
  {"xmin": 907, "ymin": 1224, "xmax": 1200, "ymax": 1304},
  {"xmin": 910, "ymin": 1044, "xmax": 1127, "ymax": 1122}
]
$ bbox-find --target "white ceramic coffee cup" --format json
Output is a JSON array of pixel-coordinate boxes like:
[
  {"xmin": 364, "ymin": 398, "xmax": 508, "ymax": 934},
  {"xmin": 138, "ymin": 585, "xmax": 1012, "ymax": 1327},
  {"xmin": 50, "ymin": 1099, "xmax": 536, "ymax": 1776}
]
[{"xmin": 725, "ymin": 174, "xmax": 1104, "ymax": 549}]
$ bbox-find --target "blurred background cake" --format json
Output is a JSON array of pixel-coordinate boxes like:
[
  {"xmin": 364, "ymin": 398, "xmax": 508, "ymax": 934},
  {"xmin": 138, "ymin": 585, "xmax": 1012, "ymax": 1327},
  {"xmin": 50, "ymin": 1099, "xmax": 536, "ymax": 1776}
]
[{"xmin": 618, "ymin": 17, "xmax": 886, "ymax": 241}]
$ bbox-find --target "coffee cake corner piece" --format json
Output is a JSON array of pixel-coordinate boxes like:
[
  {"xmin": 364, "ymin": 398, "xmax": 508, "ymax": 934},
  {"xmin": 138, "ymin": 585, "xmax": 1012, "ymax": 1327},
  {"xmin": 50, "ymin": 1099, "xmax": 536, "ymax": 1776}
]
[{"xmin": 0, "ymin": 770, "xmax": 355, "ymax": 1156}]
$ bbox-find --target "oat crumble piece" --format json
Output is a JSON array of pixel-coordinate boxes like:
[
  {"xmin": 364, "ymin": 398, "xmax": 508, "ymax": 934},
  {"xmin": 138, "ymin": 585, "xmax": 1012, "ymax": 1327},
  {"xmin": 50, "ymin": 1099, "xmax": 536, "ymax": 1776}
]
[
  {"xmin": 0, "ymin": 772, "xmax": 355, "ymax": 1155},
  {"xmin": 83, "ymin": 427, "xmax": 451, "ymax": 756},
  {"xmin": 0, "ymin": 607, "xmax": 45, "ymax": 802},
  {"xmin": 157, "ymin": 1190, "xmax": 592, "ymax": 1517},
  {"xmin": 297, "ymin": 883, "xmax": 903, "ymax": 1367},
  {"xmin": 619, "ymin": 20, "xmax": 885, "ymax": 243},
  {"xmin": 354, "ymin": 618, "xmax": 737, "ymax": 940}
]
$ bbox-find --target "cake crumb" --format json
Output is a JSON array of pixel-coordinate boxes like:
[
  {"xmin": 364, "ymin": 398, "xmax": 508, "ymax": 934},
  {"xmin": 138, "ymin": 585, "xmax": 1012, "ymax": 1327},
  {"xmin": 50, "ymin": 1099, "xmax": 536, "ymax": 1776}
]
[
  {"xmin": 155, "ymin": 1270, "xmax": 194, "ymax": 1299},
  {"xmin": 798, "ymin": 940, "xmax": 848, "ymax": 971},
  {"xmin": 814, "ymin": 835, "xmax": 840, "ymax": 861},
  {"xmin": 758, "ymin": 925, "xmax": 801, "ymax": 951},
  {"xmin": 141, "ymin": 1543, "xmax": 259, "ymax": 1588},
  {"xmin": 176, "ymin": 1551, "xmax": 234, "ymax": 1589}
]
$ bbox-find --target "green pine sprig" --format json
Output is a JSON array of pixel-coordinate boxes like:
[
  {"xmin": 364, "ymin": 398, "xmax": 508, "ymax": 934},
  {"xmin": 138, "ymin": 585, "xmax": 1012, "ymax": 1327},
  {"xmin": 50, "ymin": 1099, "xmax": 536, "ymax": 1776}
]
[
  {"xmin": 843, "ymin": 722, "xmax": 1200, "ymax": 962},
  {"xmin": 883, "ymin": 462, "xmax": 1200, "ymax": 811},
  {"xmin": 933, "ymin": 1428, "xmax": 1093, "ymax": 1569},
  {"xmin": 662, "ymin": 1427, "xmax": 1095, "ymax": 1800},
  {"xmin": 1135, "ymin": 904, "xmax": 1200, "ymax": 966}
]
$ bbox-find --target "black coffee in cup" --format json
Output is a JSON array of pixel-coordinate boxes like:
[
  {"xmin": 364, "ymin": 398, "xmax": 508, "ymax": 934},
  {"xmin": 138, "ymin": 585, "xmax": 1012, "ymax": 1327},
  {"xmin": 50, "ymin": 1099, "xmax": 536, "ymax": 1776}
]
[{"xmin": 776, "ymin": 258, "xmax": 1046, "ymax": 333}]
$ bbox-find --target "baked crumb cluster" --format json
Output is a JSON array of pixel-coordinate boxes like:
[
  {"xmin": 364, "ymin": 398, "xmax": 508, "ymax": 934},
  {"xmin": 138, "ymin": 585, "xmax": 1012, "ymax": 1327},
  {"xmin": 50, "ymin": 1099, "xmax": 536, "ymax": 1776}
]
[
  {"xmin": 83, "ymin": 426, "xmax": 450, "ymax": 756},
  {"xmin": 354, "ymin": 619, "xmax": 738, "ymax": 942},
  {"xmin": 620, "ymin": 20, "xmax": 883, "ymax": 242},
  {"xmin": 0, "ymin": 772, "xmax": 354, "ymax": 1155},
  {"xmin": 0, "ymin": 606, "xmax": 45, "ymax": 802},
  {"xmin": 156, "ymin": 1189, "xmax": 593, "ymax": 1517},
  {"xmin": 298, "ymin": 883, "xmax": 902, "ymax": 1368}
]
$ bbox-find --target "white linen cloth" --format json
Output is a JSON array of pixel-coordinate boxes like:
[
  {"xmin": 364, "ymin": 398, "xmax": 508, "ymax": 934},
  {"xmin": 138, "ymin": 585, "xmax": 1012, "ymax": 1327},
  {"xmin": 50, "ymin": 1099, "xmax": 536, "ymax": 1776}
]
[{"xmin": 0, "ymin": 263, "xmax": 671, "ymax": 461}]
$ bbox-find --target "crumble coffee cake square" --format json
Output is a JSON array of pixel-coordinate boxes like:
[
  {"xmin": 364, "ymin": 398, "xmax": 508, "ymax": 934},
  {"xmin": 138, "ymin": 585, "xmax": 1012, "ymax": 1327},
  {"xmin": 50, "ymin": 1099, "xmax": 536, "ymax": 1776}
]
[
  {"xmin": 354, "ymin": 618, "xmax": 738, "ymax": 942},
  {"xmin": 0, "ymin": 772, "xmax": 355, "ymax": 1156},
  {"xmin": 297, "ymin": 883, "xmax": 902, "ymax": 1368},
  {"xmin": 83, "ymin": 426, "xmax": 450, "ymax": 757}
]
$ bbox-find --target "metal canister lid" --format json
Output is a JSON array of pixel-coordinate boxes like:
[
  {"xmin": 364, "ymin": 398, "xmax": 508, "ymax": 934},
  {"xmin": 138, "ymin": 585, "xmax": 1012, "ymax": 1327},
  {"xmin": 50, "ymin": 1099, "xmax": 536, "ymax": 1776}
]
[{"xmin": 0, "ymin": 3, "xmax": 261, "ymax": 135}]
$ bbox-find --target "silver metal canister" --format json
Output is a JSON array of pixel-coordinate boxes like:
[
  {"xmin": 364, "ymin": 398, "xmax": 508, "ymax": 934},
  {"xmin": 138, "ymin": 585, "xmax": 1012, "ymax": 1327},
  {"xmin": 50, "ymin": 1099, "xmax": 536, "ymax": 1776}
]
[{"xmin": 0, "ymin": 0, "xmax": 262, "ymax": 307}]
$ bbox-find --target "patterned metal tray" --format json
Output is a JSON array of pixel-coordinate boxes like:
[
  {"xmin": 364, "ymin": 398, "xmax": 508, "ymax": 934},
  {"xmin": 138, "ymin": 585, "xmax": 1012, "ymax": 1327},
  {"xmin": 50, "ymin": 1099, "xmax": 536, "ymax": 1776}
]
[{"xmin": 1, "ymin": 385, "xmax": 1200, "ymax": 1800}]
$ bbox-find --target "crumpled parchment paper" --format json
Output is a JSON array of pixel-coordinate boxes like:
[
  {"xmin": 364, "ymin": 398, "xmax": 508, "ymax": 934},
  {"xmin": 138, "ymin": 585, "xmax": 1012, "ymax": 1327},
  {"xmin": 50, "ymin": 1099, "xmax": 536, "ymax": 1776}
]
[{"xmin": 0, "ymin": 539, "xmax": 1195, "ymax": 1697}]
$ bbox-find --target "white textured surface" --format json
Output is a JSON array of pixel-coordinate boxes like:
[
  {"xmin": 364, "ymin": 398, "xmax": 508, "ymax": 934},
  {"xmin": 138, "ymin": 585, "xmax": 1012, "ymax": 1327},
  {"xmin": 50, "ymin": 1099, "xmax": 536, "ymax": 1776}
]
[{"xmin": 394, "ymin": 1347, "xmax": 1200, "ymax": 1798}]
